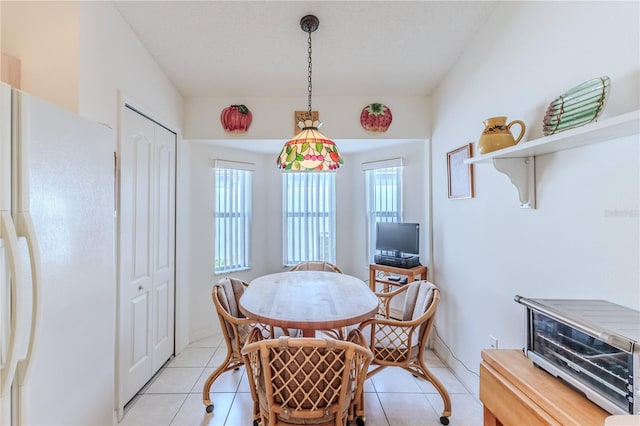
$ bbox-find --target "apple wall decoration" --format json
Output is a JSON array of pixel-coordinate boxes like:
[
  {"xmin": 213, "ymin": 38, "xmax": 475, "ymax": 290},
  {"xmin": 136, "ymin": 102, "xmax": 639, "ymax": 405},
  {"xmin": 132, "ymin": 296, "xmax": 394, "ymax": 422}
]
[
  {"xmin": 220, "ymin": 104, "xmax": 253, "ymax": 135},
  {"xmin": 360, "ymin": 103, "xmax": 392, "ymax": 133}
]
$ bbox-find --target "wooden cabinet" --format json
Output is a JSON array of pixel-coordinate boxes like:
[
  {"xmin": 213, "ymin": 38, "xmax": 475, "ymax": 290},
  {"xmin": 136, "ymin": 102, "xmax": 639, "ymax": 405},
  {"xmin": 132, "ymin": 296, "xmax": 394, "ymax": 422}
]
[
  {"xmin": 480, "ymin": 349, "xmax": 609, "ymax": 426},
  {"xmin": 368, "ymin": 263, "xmax": 427, "ymax": 292}
]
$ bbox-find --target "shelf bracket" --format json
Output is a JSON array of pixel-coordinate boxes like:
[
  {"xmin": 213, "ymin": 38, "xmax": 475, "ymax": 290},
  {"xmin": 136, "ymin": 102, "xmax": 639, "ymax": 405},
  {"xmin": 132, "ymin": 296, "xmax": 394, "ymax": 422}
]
[{"xmin": 492, "ymin": 157, "xmax": 536, "ymax": 209}]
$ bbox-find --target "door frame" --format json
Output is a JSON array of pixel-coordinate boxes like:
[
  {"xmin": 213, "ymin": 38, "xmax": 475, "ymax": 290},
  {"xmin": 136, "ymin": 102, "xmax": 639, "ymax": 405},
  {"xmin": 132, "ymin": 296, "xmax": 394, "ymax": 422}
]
[{"xmin": 114, "ymin": 92, "xmax": 186, "ymax": 421}]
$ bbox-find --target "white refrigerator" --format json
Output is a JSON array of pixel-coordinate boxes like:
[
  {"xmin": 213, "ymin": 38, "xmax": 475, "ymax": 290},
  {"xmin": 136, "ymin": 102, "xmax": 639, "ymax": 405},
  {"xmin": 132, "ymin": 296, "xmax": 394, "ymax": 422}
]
[{"xmin": 0, "ymin": 82, "xmax": 116, "ymax": 425}]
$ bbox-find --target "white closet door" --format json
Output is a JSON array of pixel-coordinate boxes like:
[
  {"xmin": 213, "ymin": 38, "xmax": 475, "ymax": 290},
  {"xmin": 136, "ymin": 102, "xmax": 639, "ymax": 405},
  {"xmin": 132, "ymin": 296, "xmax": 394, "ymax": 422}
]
[
  {"xmin": 151, "ymin": 123, "xmax": 175, "ymax": 373},
  {"xmin": 119, "ymin": 106, "xmax": 175, "ymax": 405}
]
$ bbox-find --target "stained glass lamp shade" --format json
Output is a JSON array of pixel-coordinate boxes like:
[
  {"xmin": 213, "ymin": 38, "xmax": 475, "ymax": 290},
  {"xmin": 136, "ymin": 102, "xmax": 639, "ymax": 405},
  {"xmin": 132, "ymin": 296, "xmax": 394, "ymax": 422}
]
[{"xmin": 277, "ymin": 120, "xmax": 343, "ymax": 171}]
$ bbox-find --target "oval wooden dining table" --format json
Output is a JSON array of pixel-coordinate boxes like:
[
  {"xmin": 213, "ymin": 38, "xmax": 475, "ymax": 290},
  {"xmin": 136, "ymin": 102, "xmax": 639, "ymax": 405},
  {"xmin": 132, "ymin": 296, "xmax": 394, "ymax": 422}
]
[{"xmin": 239, "ymin": 271, "xmax": 379, "ymax": 337}]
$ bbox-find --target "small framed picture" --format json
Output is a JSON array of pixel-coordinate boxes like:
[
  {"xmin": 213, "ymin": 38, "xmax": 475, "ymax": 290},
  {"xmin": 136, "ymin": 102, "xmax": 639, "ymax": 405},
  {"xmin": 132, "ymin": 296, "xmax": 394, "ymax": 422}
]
[{"xmin": 447, "ymin": 143, "xmax": 474, "ymax": 199}]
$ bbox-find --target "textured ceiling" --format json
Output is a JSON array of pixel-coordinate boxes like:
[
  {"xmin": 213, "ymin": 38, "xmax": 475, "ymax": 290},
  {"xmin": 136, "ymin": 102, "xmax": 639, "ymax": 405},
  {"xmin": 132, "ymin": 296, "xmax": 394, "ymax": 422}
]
[{"xmin": 114, "ymin": 1, "xmax": 498, "ymax": 98}]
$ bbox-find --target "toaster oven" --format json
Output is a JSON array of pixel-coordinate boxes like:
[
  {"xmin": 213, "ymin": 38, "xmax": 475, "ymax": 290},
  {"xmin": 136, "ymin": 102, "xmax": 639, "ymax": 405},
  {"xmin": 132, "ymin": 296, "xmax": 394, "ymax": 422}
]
[{"xmin": 515, "ymin": 296, "xmax": 640, "ymax": 415}]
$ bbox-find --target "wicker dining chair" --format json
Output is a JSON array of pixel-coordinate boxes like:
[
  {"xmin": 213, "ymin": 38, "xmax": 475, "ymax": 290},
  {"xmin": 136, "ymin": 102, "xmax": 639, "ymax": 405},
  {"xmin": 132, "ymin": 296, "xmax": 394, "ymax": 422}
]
[
  {"xmin": 241, "ymin": 327, "xmax": 373, "ymax": 426},
  {"xmin": 358, "ymin": 280, "xmax": 452, "ymax": 425},
  {"xmin": 288, "ymin": 261, "xmax": 344, "ymax": 274},
  {"xmin": 202, "ymin": 277, "xmax": 293, "ymax": 414}
]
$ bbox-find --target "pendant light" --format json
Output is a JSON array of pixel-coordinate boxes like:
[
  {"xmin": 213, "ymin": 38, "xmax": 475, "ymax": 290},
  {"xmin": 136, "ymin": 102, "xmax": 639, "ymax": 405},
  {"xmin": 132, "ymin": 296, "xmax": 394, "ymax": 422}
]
[{"xmin": 276, "ymin": 15, "xmax": 343, "ymax": 171}]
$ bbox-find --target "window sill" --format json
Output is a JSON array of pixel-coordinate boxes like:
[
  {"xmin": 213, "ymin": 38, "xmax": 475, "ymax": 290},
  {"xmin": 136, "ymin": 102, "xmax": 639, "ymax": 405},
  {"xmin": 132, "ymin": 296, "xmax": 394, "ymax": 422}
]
[{"xmin": 214, "ymin": 267, "xmax": 252, "ymax": 275}]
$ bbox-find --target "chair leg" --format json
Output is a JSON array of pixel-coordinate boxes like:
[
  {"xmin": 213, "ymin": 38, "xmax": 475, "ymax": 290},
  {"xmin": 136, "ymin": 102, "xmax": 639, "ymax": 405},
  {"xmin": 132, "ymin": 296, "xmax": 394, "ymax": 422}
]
[
  {"xmin": 347, "ymin": 370, "xmax": 367, "ymax": 426},
  {"xmin": 415, "ymin": 358, "xmax": 452, "ymax": 421},
  {"xmin": 353, "ymin": 388, "xmax": 366, "ymax": 426},
  {"xmin": 202, "ymin": 351, "xmax": 240, "ymax": 413},
  {"xmin": 251, "ymin": 411, "xmax": 261, "ymax": 426}
]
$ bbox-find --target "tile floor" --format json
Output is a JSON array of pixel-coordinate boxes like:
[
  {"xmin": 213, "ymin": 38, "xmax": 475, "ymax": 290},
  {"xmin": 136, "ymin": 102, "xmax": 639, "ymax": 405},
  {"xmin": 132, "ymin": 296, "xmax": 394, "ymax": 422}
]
[{"xmin": 119, "ymin": 332, "xmax": 483, "ymax": 426}]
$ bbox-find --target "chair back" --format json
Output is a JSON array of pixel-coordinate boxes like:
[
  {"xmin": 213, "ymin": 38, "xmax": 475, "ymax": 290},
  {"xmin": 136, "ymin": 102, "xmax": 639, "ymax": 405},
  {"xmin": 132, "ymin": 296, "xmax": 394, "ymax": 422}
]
[
  {"xmin": 213, "ymin": 277, "xmax": 247, "ymax": 334},
  {"xmin": 213, "ymin": 277, "xmax": 264, "ymax": 359},
  {"xmin": 402, "ymin": 280, "xmax": 438, "ymax": 341},
  {"xmin": 213, "ymin": 278, "xmax": 293, "ymax": 354},
  {"xmin": 242, "ymin": 328, "xmax": 372, "ymax": 426},
  {"xmin": 360, "ymin": 281, "xmax": 439, "ymax": 363},
  {"xmin": 288, "ymin": 261, "xmax": 343, "ymax": 273}
]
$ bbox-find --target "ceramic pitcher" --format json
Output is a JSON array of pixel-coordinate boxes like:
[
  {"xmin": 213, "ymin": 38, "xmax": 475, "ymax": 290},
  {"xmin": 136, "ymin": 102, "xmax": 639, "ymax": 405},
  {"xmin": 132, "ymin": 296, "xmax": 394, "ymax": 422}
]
[{"xmin": 477, "ymin": 116, "xmax": 526, "ymax": 155}]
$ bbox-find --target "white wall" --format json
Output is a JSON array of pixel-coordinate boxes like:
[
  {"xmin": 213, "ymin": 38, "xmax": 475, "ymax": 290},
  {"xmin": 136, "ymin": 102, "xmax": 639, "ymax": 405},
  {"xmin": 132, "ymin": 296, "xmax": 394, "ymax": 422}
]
[
  {"xmin": 430, "ymin": 1, "xmax": 639, "ymax": 396},
  {"xmin": 75, "ymin": 2, "xmax": 187, "ymax": 353},
  {"xmin": 185, "ymin": 92, "xmax": 432, "ymax": 339},
  {"xmin": 186, "ymin": 138, "xmax": 430, "ymax": 340},
  {"xmin": 1, "ymin": 1, "xmax": 79, "ymax": 112},
  {"xmin": 186, "ymin": 143, "xmax": 273, "ymax": 340},
  {"xmin": 77, "ymin": 2, "xmax": 183, "ymax": 129},
  {"xmin": 0, "ymin": 1, "xmax": 183, "ymax": 127},
  {"xmin": 346, "ymin": 141, "xmax": 430, "ymax": 280},
  {"xmin": 185, "ymin": 95, "xmax": 429, "ymax": 140}
]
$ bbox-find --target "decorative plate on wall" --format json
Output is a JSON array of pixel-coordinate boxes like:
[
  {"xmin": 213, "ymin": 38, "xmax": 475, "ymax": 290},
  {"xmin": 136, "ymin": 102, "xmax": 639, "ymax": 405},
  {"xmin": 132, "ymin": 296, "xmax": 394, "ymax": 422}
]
[
  {"xmin": 360, "ymin": 103, "xmax": 392, "ymax": 133},
  {"xmin": 220, "ymin": 104, "xmax": 252, "ymax": 135}
]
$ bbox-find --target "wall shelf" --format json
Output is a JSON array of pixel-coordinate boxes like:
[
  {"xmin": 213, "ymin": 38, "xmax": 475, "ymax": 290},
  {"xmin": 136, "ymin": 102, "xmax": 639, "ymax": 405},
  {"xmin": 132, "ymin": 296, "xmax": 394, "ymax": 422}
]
[{"xmin": 464, "ymin": 110, "xmax": 640, "ymax": 208}]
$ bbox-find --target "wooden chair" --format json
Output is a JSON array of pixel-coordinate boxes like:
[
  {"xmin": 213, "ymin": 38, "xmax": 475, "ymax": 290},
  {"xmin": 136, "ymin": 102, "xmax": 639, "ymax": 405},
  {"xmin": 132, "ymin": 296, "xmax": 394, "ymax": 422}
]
[
  {"xmin": 288, "ymin": 261, "xmax": 343, "ymax": 273},
  {"xmin": 358, "ymin": 280, "xmax": 452, "ymax": 425},
  {"xmin": 241, "ymin": 327, "xmax": 373, "ymax": 426},
  {"xmin": 202, "ymin": 277, "xmax": 292, "ymax": 414}
]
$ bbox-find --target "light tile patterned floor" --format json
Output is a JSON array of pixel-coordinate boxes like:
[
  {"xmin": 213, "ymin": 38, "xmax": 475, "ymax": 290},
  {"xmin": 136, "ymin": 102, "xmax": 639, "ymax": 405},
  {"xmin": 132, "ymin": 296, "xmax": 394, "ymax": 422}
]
[{"xmin": 119, "ymin": 333, "xmax": 483, "ymax": 426}]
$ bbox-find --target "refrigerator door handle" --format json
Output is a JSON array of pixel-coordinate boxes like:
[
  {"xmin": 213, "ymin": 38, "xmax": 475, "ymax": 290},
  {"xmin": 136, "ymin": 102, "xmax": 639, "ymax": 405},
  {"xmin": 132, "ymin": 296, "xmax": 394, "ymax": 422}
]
[
  {"xmin": 0, "ymin": 211, "xmax": 24, "ymax": 397},
  {"xmin": 16, "ymin": 211, "xmax": 41, "ymax": 385}
]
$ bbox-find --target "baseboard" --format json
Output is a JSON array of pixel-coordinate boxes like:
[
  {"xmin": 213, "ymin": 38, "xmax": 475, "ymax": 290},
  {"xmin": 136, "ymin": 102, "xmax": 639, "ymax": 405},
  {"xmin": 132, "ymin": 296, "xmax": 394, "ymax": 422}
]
[
  {"xmin": 189, "ymin": 327, "xmax": 217, "ymax": 343},
  {"xmin": 431, "ymin": 330, "xmax": 480, "ymax": 399}
]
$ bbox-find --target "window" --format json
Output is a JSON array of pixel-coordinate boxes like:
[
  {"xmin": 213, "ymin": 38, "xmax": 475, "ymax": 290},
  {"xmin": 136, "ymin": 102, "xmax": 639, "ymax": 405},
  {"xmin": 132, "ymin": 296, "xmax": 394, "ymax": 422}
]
[
  {"xmin": 364, "ymin": 159, "xmax": 403, "ymax": 262},
  {"xmin": 213, "ymin": 160, "xmax": 253, "ymax": 273},
  {"xmin": 283, "ymin": 173, "xmax": 336, "ymax": 265}
]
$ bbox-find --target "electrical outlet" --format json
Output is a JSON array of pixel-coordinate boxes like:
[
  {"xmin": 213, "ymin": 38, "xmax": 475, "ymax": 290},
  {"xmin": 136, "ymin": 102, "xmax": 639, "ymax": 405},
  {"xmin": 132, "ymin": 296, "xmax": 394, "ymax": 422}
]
[{"xmin": 489, "ymin": 335, "xmax": 499, "ymax": 349}]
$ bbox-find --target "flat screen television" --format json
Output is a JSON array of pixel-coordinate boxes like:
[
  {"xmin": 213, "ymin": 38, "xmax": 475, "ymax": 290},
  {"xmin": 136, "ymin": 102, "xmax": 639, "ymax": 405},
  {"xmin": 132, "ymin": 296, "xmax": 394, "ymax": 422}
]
[{"xmin": 375, "ymin": 222, "xmax": 420, "ymax": 257}]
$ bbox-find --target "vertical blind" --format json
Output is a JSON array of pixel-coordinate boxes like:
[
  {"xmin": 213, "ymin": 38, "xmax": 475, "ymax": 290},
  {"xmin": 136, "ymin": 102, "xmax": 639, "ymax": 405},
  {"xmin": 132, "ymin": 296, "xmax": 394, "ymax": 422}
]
[
  {"xmin": 364, "ymin": 159, "xmax": 403, "ymax": 262},
  {"xmin": 213, "ymin": 160, "xmax": 253, "ymax": 273},
  {"xmin": 282, "ymin": 172, "xmax": 336, "ymax": 266}
]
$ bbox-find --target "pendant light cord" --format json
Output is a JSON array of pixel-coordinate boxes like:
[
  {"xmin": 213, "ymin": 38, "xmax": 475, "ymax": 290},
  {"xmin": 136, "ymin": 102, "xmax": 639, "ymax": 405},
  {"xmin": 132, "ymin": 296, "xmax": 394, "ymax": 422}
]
[{"xmin": 307, "ymin": 29, "xmax": 313, "ymax": 117}]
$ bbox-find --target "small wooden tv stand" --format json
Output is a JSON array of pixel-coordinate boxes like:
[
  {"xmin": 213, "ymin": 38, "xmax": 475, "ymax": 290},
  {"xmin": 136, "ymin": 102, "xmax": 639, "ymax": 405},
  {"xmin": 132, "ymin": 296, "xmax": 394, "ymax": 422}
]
[{"xmin": 368, "ymin": 263, "xmax": 427, "ymax": 292}]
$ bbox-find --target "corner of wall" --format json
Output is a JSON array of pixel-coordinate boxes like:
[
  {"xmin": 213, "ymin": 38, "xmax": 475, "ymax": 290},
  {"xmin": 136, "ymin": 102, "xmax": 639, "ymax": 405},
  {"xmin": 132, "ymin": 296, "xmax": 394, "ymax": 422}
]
[
  {"xmin": 1, "ymin": 1, "xmax": 79, "ymax": 112},
  {"xmin": 431, "ymin": 327, "xmax": 480, "ymax": 399}
]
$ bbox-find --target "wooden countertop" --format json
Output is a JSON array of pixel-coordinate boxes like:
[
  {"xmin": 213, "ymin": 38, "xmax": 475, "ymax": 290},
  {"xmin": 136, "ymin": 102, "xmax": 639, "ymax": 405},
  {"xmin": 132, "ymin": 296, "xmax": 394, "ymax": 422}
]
[{"xmin": 480, "ymin": 349, "xmax": 609, "ymax": 426}]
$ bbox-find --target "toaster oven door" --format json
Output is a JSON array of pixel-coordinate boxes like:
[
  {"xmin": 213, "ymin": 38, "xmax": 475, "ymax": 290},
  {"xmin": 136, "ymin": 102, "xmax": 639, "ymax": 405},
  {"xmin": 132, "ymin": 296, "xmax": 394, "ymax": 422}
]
[{"xmin": 529, "ymin": 310, "xmax": 634, "ymax": 414}]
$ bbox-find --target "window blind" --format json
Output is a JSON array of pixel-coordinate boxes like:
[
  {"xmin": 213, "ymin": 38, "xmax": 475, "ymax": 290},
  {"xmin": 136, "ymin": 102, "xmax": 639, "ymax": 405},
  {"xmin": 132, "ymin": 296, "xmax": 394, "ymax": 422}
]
[
  {"xmin": 282, "ymin": 172, "xmax": 336, "ymax": 266},
  {"xmin": 213, "ymin": 160, "xmax": 252, "ymax": 273},
  {"xmin": 365, "ymin": 161, "xmax": 403, "ymax": 262}
]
